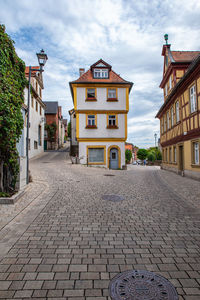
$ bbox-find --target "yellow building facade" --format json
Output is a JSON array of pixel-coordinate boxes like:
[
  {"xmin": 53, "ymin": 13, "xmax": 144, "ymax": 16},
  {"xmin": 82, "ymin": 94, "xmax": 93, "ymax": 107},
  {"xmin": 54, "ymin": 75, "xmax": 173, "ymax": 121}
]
[{"xmin": 156, "ymin": 41, "xmax": 200, "ymax": 180}]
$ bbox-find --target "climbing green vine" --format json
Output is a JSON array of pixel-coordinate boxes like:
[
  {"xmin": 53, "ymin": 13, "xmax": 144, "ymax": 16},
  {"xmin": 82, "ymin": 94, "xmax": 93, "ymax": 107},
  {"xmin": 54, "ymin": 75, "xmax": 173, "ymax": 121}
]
[{"xmin": 0, "ymin": 24, "xmax": 27, "ymax": 192}]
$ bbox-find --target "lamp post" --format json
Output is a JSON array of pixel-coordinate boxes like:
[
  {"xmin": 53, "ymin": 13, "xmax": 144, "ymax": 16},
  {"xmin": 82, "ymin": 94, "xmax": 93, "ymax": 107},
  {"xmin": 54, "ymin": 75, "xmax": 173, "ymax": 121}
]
[
  {"xmin": 26, "ymin": 49, "xmax": 48, "ymax": 184},
  {"xmin": 154, "ymin": 133, "xmax": 157, "ymax": 148}
]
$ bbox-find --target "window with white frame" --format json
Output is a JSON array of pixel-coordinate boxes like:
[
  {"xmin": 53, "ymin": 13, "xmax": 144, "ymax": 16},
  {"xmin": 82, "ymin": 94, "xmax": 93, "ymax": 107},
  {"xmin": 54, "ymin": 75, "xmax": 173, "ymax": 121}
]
[
  {"xmin": 108, "ymin": 88, "xmax": 116, "ymax": 99},
  {"xmin": 87, "ymin": 88, "xmax": 95, "ymax": 98},
  {"xmin": 167, "ymin": 111, "xmax": 170, "ymax": 129},
  {"xmin": 108, "ymin": 115, "xmax": 116, "ymax": 126},
  {"xmin": 174, "ymin": 146, "xmax": 176, "ymax": 163},
  {"xmin": 176, "ymin": 101, "xmax": 179, "ymax": 122},
  {"xmin": 171, "ymin": 106, "xmax": 174, "ymax": 127},
  {"xmin": 93, "ymin": 68, "xmax": 108, "ymax": 78},
  {"xmin": 165, "ymin": 84, "xmax": 168, "ymax": 96},
  {"xmin": 169, "ymin": 76, "xmax": 172, "ymax": 90},
  {"xmin": 194, "ymin": 142, "xmax": 199, "ymax": 164},
  {"xmin": 190, "ymin": 85, "xmax": 197, "ymax": 113},
  {"xmin": 87, "ymin": 115, "xmax": 96, "ymax": 126},
  {"xmin": 88, "ymin": 148, "xmax": 104, "ymax": 163}
]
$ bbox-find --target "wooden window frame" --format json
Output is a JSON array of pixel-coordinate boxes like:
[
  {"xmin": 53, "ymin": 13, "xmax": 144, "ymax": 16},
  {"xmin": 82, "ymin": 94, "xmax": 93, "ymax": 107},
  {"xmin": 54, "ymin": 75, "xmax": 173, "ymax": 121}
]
[
  {"xmin": 85, "ymin": 88, "xmax": 97, "ymax": 101},
  {"xmin": 173, "ymin": 146, "xmax": 177, "ymax": 164},
  {"xmin": 189, "ymin": 84, "xmax": 197, "ymax": 114},
  {"xmin": 171, "ymin": 106, "xmax": 174, "ymax": 127},
  {"xmin": 86, "ymin": 114, "xmax": 97, "ymax": 129},
  {"xmin": 175, "ymin": 100, "xmax": 180, "ymax": 123},
  {"xmin": 87, "ymin": 145, "xmax": 106, "ymax": 165},
  {"xmin": 107, "ymin": 114, "xmax": 118, "ymax": 129},
  {"xmin": 107, "ymin": 88, "xmax": 118, "ymax": 102},
  {"xmin": 191, "ymin": 139, "xmax": 200, "ymax": 167}
]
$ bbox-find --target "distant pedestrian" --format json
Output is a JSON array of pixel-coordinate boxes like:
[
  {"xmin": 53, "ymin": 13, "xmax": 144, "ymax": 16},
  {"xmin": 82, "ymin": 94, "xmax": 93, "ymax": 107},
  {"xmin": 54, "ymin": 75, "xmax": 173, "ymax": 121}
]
[{"xmin": 144, "ymin": 159, "xmax": 146, "ymax": 166}]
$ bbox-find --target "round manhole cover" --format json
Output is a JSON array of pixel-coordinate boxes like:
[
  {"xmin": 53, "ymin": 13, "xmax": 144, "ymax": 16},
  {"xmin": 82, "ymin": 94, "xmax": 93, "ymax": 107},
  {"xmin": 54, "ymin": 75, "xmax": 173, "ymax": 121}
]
[
  {"xmin": 102, "ymin": 194, "xmax": 124, "ymax": 202},
  {"xmin": 109, "ymin": 270, "xmax": 179, "ymax": 300}
]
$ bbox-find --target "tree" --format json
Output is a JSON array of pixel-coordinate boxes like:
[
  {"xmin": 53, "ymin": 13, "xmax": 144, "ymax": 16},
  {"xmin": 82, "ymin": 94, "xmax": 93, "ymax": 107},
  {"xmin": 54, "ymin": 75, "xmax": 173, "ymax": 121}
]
[
  {"xmin": 147, "ymin": 151, "xmax": 156, "ymax": 162},
  {"xmin": 125, "ymin": 149, "xmax": 132, "ymax": 164},
  {"xmin": 67, "ymin": 121, "xmax": 71, "ymax": 138},
  {"xmin": 45, "ymin": 122, "xmax": 57, "ymax": 150},
  {"xmin": 137, "ymin": 148, "xmax": 148, "ymax": 161},
  {"xmin": 0, "ymin": 25, "xmax": 27, "ymax": 193}
]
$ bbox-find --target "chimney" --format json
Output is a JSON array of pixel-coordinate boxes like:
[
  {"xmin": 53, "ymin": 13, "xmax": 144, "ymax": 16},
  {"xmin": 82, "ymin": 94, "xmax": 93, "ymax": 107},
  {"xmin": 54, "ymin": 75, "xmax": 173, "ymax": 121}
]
[{"xmin": 79, "ymin": 68, "xmax": 85, "ymax": 77}]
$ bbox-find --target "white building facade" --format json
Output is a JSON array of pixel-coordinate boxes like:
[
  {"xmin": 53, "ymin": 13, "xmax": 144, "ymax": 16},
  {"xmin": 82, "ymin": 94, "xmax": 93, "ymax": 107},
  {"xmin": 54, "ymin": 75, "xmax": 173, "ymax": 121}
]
[
  {"xmin": 69, "ymin": 60, "xmax": 133, "ymax": 169},
  {"xmin": 16, "ymin": 67, "xmax": 45, "ymax": 189}
]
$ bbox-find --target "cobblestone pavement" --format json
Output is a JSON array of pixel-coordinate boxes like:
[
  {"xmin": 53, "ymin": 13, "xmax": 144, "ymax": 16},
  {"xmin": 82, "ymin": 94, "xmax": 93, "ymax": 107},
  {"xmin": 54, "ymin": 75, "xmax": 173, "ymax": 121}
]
[{"xmin": 0, "ymin": 150, "xmax": 200, "ymax": 299}]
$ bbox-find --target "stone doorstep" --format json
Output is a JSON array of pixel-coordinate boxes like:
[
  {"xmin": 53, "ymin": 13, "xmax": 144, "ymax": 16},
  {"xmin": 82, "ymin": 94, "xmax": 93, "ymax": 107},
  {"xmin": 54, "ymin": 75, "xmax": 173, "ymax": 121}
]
[{"xmin": 0, "ymin": 187, "xmax": 27, "ymax": 205}]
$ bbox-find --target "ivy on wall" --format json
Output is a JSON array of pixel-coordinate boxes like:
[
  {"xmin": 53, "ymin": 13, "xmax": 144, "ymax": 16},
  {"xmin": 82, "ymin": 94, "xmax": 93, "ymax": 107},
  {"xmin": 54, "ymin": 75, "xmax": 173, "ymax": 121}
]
[{"xmin": 0, "ymin": 24, "xmax": 27, "ymax": 192}]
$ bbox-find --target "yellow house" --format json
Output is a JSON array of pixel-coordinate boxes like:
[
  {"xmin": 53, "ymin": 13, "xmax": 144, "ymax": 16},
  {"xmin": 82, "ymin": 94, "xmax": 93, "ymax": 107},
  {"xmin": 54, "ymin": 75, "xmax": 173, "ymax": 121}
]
[
  {"xmin": 69, "ymin": 59, "xmax": 133, "ymax": 169},
  {"xmin": 156, "ymin": 36, "xmax": 200, "ymax": 180}
]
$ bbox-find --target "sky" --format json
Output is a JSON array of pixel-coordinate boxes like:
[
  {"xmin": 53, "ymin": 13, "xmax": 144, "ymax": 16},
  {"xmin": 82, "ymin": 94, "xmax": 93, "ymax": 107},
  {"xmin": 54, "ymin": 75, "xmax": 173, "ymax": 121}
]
[{"xmin": 1, "ymin": 0, "xmax": 200, "ymax": 148}]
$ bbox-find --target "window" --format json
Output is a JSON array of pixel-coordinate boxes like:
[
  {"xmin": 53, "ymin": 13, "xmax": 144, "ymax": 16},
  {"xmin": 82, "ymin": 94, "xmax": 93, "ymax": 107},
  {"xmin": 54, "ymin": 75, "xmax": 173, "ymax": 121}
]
[
  {"xmin": 169, "ymin": 76, "xmax": 172, "ymax": 90},
  {"xmin": 86, "ymin": 88, "xmax": 96, "ymax": 99},
  {"xmin": 38, "ymin": 125, "xmax": 41, "ymax": 146},
  {"xmin": 171, "ymin": 106, "xmax": 174, "ymax": 127},
  {"xmin": 36, "ymin": 81, "xmax": 38, "ymax": 93},
  {"xmin": 39, "ymin": 87, "xmax": 42, "ymax": 98},
  {"xmin": 174, "ymin": 146, "xmax": 176, "ymax": 163},
  {"xmin": 169, "ymin": 147, "xmax": 172, "ymax": 163},
  {"xmin": 36, "ymin": 100, "xmax": 38, "ymax": 112},
  {"xmin": 88, "ymin": 147, "xmax": 105, "ymax": 164},
  {"xmin": 34, "ymin": 141, "xmax": 38, "ymax": 149},
  {"xmin": 108, "ymin": 88, "xmax": 117, "ymax": 99},
  {"xmin": 86, "ymin": 114, "xmax": 97, "ymax": 128},
  {"xmin": 31, "ymin": 96, "xmax": 34, "ymax": 107},
  {"xmin": 40, "ymin": 105, "xmax": 42, "ymax": 115},
  {"xmin": 164, "ymin": 116, "xmax": 166, "ymax": 132},
  {"xmin": 165, "ymin": 84, "xmax": 168, "ymax": 96},
  {"xmin": 166, "ymin": 148, "xmax": 168, "ymax": 162},
  {"xmin": 108, "ymin": 115, "xmax": 116, "ymax": 126},
  {"xmin": 193, "ymin": 142, "xmax": 199, "ymax": 165},
  {"xmin": 176, "ymin": 101, "xmax": 179, "ymax": 122},
  {"xmin": 167, "ymin": 111, "xmax": 169, "ymax": 129},
  {"xmin": 190, "ymin": 85, "xmax": 197, "ymax": 113},
  {"xmin": 93, "ymin": 68, "xmax": 108, "ymax": 78}
]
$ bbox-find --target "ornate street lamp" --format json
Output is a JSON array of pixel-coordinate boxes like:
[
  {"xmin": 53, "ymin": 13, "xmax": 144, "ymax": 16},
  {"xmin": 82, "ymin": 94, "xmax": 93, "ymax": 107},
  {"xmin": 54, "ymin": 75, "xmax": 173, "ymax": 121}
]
[{"xmin": 26, "ymin": 50, "xmax": 48, "ymax": 184}]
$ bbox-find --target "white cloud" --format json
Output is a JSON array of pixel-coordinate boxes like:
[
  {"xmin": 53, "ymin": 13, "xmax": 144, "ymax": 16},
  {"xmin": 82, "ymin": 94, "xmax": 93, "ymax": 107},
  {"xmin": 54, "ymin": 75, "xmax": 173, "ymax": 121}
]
[{"xmin": 1, "ymin": 0, "xmax": 200, "ymax": 147}]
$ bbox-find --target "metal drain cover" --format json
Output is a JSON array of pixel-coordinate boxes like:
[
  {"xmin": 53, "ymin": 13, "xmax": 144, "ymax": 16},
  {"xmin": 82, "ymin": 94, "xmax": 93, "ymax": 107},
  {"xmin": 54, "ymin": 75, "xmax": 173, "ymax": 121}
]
[
  {"xmin": 102, "ymin": 194, "xmax": 124, "ymax": 202},
  {"xmin": 109, "ymin": 270, "xmax": 178, "ymax": 300},
  {"xmin": 104, "ymin": 174, "xmax": 115, "ymax": 176}
]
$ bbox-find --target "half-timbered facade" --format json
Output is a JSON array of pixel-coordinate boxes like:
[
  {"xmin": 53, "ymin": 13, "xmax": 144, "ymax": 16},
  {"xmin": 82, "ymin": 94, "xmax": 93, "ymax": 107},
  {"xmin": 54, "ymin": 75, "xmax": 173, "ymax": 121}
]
[
  {"xmin": 156, "ymin": 41, "xmax": 200, "ymax": 180},
  {"xmin": 69, "ymin": 59, "xmax": 133, "ymax": 169}
]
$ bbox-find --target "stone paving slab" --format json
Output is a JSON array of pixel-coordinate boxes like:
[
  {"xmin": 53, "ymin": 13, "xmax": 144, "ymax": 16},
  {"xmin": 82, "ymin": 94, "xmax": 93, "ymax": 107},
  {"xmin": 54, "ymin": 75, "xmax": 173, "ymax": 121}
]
[{"xmin": 0, "ymin": 152, "xmax": 199, "ymax": 299}]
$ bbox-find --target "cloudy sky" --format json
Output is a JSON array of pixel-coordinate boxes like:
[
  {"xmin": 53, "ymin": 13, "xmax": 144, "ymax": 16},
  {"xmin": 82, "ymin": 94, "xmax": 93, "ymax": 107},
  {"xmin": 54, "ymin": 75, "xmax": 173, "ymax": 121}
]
[{"xmin": 1, "ymin": 0, "xmax": 200, "ymax": 148}]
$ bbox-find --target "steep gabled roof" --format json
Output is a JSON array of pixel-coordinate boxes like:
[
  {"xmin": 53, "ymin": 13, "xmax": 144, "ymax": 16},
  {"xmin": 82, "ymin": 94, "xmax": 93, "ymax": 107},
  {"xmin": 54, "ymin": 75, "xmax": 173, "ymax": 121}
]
[
  {"xmin": 43, "ymin": 101, "xmax": 58, "ymax": 114},
  {"xmin": 171, "ymin": 51, "xmax": 200, "ymax": 62},
  {"xmin": 72, "ymin": 69, "xmax": 130, "ymax": 84}
]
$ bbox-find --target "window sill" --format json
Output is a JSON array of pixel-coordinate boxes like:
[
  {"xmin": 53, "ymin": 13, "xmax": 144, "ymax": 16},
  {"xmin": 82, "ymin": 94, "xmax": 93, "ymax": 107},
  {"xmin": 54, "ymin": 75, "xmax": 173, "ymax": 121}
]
[
  {"xmin": 107, "ymin": 125, "xmax": 118, "ymax": 129},
  {"xmin": 85, "ymin": 125, "xmax": 97, "ymax": 129},
  {"xmin": 107, "ymin": 98, "xmax": 118, "ymax": 102},
  {"xmin": 191, "ymin": 164, "xmax": 200, "ymax": 168},
  {"xmin": 190, "ymin": 110, "xmax": 197, "ymax": 116},
  {"xmin": 85, "ymin": 98, "xmax": 97, "ymax": 102}
]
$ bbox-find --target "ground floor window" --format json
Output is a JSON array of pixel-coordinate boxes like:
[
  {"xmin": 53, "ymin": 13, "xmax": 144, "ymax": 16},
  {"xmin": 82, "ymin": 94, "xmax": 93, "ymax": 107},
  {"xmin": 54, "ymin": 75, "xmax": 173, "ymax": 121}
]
[
  {"xmin": 34, "ymin": 141, "xmax": 38, "ymax": 149},
  {"xmin": 193, "ymin": 141, "xmax": 199, "ymax": 165},
  {"xmin": 169, "ymin": 147, "xmax": 172, "ymax": 163},
  {"xmin": 173, "ymin": 146, "xmax": 176, "ymax": 163},
  {"xmin": 88, "ymin": 147, "xmax": 105, "ymax": 163}
]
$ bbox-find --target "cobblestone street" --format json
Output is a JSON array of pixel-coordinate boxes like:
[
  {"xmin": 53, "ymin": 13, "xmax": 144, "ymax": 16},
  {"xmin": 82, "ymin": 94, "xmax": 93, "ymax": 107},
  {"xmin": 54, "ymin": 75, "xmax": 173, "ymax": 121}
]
[{"xmin": 0, "ymin": 149, "xmax": 200, "ymax": 299}]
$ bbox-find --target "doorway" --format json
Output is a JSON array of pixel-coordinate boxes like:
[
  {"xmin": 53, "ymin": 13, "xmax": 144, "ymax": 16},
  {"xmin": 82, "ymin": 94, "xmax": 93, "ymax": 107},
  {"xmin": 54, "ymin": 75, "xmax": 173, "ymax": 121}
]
[
  {"xmin": 109, "ymin": 148, "xmax": 118, "ymax": 169},
  {"xmin": 178, "ymin": 145, "xmax": 184, "ymax": 174}
]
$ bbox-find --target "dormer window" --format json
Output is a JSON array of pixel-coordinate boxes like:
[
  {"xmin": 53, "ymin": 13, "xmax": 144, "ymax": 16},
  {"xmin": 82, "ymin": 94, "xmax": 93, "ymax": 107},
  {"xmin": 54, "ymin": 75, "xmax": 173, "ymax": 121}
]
[{"xmin": 93, "ymin": 68, "xmax": 108, "ymax": 78}]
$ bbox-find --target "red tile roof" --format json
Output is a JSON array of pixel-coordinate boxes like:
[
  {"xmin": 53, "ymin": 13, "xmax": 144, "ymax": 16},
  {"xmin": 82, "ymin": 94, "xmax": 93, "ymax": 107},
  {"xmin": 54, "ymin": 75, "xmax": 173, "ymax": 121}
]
[
  {"xmin": 73, "ymin": 69, "xmax": 129, "ymax": 84},
  {"xmin": 25, "ymin": 66, "xmax": 40, "ymax": 76},
  {"xmin": 171, "ymin": 51, "xmax": 200, "ymax": 62}
]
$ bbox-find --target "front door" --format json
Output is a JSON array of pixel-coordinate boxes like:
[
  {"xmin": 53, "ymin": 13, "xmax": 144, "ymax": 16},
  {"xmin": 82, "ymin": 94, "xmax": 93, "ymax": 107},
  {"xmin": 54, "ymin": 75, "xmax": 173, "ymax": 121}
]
[{"xmin": 110, "ymin": 148, "xmax": 118, "ymax": 169}]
